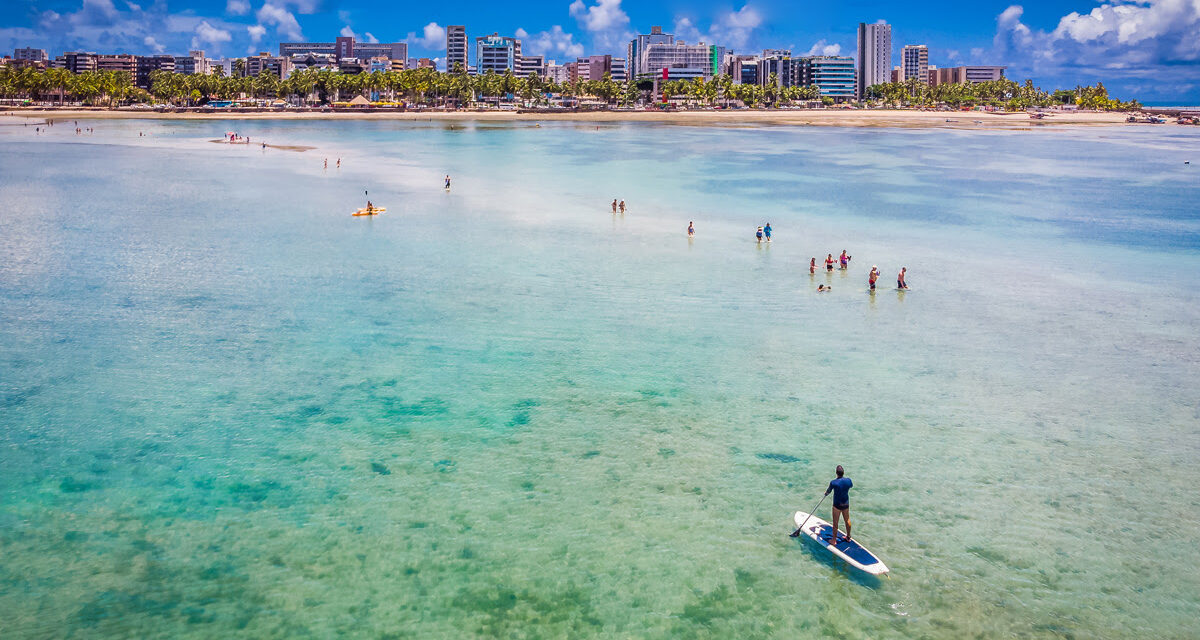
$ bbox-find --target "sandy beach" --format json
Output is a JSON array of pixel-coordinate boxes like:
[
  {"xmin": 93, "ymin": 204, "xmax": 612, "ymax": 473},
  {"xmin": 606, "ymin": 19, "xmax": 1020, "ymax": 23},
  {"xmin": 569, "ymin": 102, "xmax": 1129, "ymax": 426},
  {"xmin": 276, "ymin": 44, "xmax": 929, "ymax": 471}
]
[{"xmin": 4, "ymin": 107, "xmax": 1137, "ymax": 129}]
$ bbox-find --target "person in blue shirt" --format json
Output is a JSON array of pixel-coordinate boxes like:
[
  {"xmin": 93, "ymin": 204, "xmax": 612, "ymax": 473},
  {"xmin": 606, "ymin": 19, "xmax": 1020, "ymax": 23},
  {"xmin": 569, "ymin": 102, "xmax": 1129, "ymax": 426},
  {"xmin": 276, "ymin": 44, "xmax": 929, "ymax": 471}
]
[
  {"xmin": 764, "ymin": 223, "xmax": 772, "ymax": 242},
  {"xmin": 792, "ymin": 465, "xmax": 853, "ymax": 541},
  {"xmin": 826, "ymin": 465, "xmax": 853, "ymax": 543}
]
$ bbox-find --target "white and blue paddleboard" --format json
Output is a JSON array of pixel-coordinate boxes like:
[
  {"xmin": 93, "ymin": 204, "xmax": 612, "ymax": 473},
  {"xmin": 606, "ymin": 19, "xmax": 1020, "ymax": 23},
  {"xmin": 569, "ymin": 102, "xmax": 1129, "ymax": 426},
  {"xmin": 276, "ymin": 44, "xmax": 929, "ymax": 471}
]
[{"xmin": 793, "ymin": 511, "xmax": 889, "ymax": 576}]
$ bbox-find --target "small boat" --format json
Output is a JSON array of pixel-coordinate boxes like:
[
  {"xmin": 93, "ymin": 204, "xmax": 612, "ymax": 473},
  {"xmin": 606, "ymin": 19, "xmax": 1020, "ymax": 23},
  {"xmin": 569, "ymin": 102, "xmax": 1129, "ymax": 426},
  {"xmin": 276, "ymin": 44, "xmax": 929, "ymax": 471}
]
[
  {"xmin": 352, "ymin": 207, "xmax": 386, "ymax": 217},
  {"xmin": 793, "ymin": 511, "xmax": 889, "ymax": 576}
]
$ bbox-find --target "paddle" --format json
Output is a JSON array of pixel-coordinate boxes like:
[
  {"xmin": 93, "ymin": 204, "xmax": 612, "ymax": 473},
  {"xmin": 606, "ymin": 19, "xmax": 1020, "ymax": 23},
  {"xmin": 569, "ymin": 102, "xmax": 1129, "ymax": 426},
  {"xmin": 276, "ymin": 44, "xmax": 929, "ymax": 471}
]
[{"xmin": 790, "ymin": 491, "xmax": 828, "ymax": 538}]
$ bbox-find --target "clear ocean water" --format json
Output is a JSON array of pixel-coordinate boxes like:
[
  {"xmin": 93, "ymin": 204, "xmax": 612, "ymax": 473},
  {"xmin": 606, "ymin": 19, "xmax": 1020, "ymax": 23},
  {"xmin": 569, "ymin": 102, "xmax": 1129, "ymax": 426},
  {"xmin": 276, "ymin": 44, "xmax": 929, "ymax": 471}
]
[{"xmin": 1, "ymin": 116, "xmax": 1198, "ymax": 638}]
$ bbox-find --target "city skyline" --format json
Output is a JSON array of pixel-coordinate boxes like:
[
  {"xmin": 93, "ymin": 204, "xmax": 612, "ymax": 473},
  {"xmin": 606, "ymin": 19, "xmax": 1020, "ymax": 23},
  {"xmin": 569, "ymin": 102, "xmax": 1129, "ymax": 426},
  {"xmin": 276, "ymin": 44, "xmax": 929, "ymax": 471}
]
[{"xmin": 1, "ymin": 0, "xmax": 1197, "ymax": 102}]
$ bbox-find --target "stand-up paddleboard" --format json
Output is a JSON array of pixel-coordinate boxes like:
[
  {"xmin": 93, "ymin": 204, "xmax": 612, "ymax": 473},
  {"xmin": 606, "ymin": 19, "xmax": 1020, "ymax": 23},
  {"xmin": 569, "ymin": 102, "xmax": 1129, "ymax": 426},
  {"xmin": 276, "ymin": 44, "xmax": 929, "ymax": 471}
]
[{"xmin": 793, "ymin": 511, "xmax": 889, "ymax": 576}]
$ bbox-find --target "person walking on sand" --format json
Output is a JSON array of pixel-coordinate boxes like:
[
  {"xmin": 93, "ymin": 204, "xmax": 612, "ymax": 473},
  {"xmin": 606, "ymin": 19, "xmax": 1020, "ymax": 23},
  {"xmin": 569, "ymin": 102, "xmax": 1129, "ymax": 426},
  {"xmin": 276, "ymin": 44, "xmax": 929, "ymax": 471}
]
[
  {"xmin": 826, "ymin": 254, "xmax": 835, "ymax": 272},
  {"xmin": 810, "ymin": 258, "xmax": 817, "ymax": 275},
  {"xmin": 897, "ymin": 267, "xmax": 908, "ymax": 290},
  {"xmin": 868, "ymin": 266, "xmax": 879, "ymax": 292},
  {"xmin": 619, "ymin": 200, "xmax": 626, "ymax": 214},
  {"xmin": 791, "ymin": 465, "xmax": 853, "ymax": 542},
  {"xmin": 756, "ymin": 227, "xmax": 764, "ymax": 243},
  {"xmin": 764, "ymin": 223, "xmax": 772, "ymax": 242},
  {"xmin": 688, "ymin": 221, "xmax": 695, "ymax": 237}
]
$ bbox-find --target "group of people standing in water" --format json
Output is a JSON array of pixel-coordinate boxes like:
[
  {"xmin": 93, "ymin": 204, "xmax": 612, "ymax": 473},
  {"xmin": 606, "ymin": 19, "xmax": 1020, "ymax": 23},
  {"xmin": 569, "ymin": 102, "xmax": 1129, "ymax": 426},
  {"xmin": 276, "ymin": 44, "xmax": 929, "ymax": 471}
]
[{"xmin": 611, "ymin": 199, "xmax": 626, "ymax": 214}]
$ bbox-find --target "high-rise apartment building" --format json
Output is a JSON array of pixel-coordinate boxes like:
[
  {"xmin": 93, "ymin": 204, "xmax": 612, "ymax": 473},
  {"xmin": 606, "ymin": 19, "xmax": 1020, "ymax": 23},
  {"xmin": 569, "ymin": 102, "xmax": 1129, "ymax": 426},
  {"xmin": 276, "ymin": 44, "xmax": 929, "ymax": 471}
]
[
  {"xmin": 57, "ymin": 52, "xmax": 98, "ymax": 74},
  {"xmin": 610, "ymin": 57, "xmax": 626, "ymax": 82},
  {"xmin": 279, "ymin": 37, "xmax": 405, "ymax": 61},
  {"xmin": 730, "ymin": 55, "xmax": 759, "ymax": 85},
  {"xmin": 516, "ymin": 55, "xmax": 545, "ymax": 78},
  {"xmin": 798, "ymin": 56, "xmax": 857, "ymax": 102},
  {"xmin": 757, "ymin": 53, "xmax": 796, "ymax": 88},
  {"xmin": 136, "ymin": 55, "xmax": 176, "ymax": 89},
  {"xmin": 856, "ymin": 22, "xmax": 891, "ymax": 99},
  {"xmin": 928, "ymin": 65, "xmax": 1006, "ymax": 86},
  {"xmin": 174, "ymin": 50, "xmax": 211, "ymax": 75},
  {"xmin": 901, "ymin": 45, "xmax": 928, "ymax": 82},
  {"xmin": 14, "ymin": 47, "xmax": 48, "ymax": 62},
  {"xmin": 244, "ymin": 53, "xmax": 293, "ymax": 78},
  {"xmin": 626, "ymin": 26, "xmax": 675, "ymax": 79},
  {"xmin": 96, "ymin": 54, "xmax": 137, "ymax": 74},
  {"xmin": 446, "ymin": 25, "xmax": 468, "ymax": 72},
  {"xmin": 475, "ymin": 34, "xmax": 520, "ymax": 74},
  {"xmin": 636, "ymin": 41, "xmax": 725, "ymax": 80}
]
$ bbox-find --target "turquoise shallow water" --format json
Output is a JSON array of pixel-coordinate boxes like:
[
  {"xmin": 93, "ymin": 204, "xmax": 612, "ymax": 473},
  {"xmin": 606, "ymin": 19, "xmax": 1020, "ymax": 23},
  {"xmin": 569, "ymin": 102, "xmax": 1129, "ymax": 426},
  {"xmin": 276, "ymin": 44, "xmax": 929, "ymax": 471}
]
[{"xmin": 1, "ymin": 117, "xmax": 1199, "ymax": 638}]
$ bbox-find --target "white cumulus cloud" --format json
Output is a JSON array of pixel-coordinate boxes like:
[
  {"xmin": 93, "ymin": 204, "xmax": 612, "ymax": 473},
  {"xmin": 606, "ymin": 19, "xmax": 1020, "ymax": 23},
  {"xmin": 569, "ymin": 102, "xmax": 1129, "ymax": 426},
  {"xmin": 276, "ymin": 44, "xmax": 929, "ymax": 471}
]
[
  {"xmin": 364, "ymin": 32, "xmax": 378, "ymax": 43},
  {"xmin": 990, "ymin": 1, "xmax": 1200, "ymax": 100},
  {"xmin": 406, "ymin": 22, "xmax": 446, "ymax": 50},
  {"xmin": 708, "ymin": 5, "xmax": 762, "ymax": 49},
  {"xmin": 805, "ymin": 39, "xmax": 841, "ymax": 56},
  {"xmin": 255, "ymin": 2, "xmax": 303, "ymax": 41},
  {"xmin": 673, "ymin": 5, "xmax": 764, "ymax": 50},
  {"xmin": 225, "ymin": 0, "xmax": 250, "ymax": 16},
  {"xmin": 521, "ymin": 25, "xmax": 584, "ymax": 59},
  {"xmin": 340, "ymin": 25, "xmax": 356, "ymax": 38},
  {"xmin": 569, "ymin": 0, "xmax": 628, "ymax": 32},
  {"xmin": 246, "ymin": 23, "xmax": 266, "ymax": 43}
]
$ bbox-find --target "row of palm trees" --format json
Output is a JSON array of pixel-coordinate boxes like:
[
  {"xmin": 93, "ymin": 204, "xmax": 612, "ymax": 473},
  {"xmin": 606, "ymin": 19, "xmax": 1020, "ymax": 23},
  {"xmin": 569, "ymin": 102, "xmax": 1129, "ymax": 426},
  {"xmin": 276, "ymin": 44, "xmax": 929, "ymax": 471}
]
[
  {"xmin": 864, "ymin": 78, "xmax": 1139, "ymax": 111},
  {"xmin": 2, "ymin": 65, "xmax": 829, "ymax": 109},
  {"xmin": 2, "ymin": 63, "xmax": 1137, "ymax": 111},
  {"xmin": 0, "ymin": 66, "xmax": 148, "ymax": 107}
]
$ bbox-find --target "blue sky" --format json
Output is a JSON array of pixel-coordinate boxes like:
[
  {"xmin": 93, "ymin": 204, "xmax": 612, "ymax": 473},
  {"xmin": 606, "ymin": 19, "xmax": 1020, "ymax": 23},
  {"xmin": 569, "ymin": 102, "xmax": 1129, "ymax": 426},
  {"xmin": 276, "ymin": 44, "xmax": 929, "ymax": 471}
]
[{"xmin": 2, "ymin": 0, "xmax": 1199, "ymax": 102}]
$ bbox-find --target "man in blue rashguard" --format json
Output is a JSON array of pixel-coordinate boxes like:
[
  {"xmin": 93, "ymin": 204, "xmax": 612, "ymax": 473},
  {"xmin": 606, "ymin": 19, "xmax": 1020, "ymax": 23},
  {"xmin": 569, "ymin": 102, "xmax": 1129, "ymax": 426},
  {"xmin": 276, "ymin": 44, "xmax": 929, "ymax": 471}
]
[
  {"xmin": 825, "ymin": 465, "xmax": 853, "ymax": 543},
  {"xmin": 791, "ymin": 465, "xmax": 853, "ymax": 542}
]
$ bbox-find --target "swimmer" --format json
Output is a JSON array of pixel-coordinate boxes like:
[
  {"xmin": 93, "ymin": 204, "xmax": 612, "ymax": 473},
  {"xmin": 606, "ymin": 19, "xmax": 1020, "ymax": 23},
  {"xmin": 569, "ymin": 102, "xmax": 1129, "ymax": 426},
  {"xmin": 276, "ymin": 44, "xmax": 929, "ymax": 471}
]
[
  {"xmin": 687, "ymin": 221, "xmax": 695, "ymax": 237},
  {"xmin": 756, "ymin": 227, "xmax": 764, "ymax": 243},
  {"xmin": 764, "ymin": 223, "xmax": 772, "ymax": 242},
  {"xmin": 817, "ymin": 284, "xmax": 831, "ymax": 292},
  {"xmin": 826, "ymin": 254, "xmax": 835, "ymax": 271},
  {"xmin": 897, "ymin": 267, "xmax": 908, "ymax": 289},
  {"xmin": 839, "ymin": 250, "xmax": 850, "ymax": 269},
  {"xmin": 810, "ymin": 258, "xmax": 817, "ymax": 275}
]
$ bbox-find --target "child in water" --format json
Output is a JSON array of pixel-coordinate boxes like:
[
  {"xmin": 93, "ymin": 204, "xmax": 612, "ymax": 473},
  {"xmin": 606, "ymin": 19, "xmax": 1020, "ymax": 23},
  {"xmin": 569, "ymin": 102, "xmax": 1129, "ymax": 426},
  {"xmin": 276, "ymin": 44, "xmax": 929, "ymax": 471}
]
[
  {"xmin": 764, "ymin": 223, "xmax": 772, "ymax": 242},
  {"xmin": 688, "ymin": 222, "xmax": 695, "ymax": 237},
  {"xmin": 756, "ymin": 227, "xmax": 764, "ymax": 243}
]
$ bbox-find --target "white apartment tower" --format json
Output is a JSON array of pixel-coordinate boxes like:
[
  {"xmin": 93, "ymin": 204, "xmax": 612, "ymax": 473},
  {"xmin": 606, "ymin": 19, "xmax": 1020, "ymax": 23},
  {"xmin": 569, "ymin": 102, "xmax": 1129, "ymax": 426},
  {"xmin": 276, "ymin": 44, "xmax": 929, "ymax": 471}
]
[
  {"xmin": 901, "ymin": 45, "xmax": 929, "ymax": 82},
  {"xmin": 856, "ymin": 22, "xmax": 892, "ymax": 99},
  {"xmin": 446, "ymin": 25, "xmax": 468, "ymax": 72}
]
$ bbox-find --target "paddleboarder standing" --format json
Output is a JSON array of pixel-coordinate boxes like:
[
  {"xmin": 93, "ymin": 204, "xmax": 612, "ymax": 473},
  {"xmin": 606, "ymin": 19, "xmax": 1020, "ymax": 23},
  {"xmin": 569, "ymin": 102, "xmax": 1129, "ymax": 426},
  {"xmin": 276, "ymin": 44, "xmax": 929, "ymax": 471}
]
[
  {"xmin": 791, "ymin": 465, "xmax": 852, "ymax": 541},
  {"xmin": 826, "ymin": 465, "xmax": 853, "ymax": 542}
]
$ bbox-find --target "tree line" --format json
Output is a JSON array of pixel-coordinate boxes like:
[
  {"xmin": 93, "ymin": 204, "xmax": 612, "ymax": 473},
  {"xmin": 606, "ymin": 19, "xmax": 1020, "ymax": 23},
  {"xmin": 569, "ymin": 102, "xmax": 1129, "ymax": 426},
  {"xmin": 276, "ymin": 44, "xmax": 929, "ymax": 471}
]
[
  {"xmin": 864, "ymin": 77, "xmax": 1139, "ymax": 110},
  {"xmin": 1, "ymin": 63, "xmax": 1138, "ymax": 111}
]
